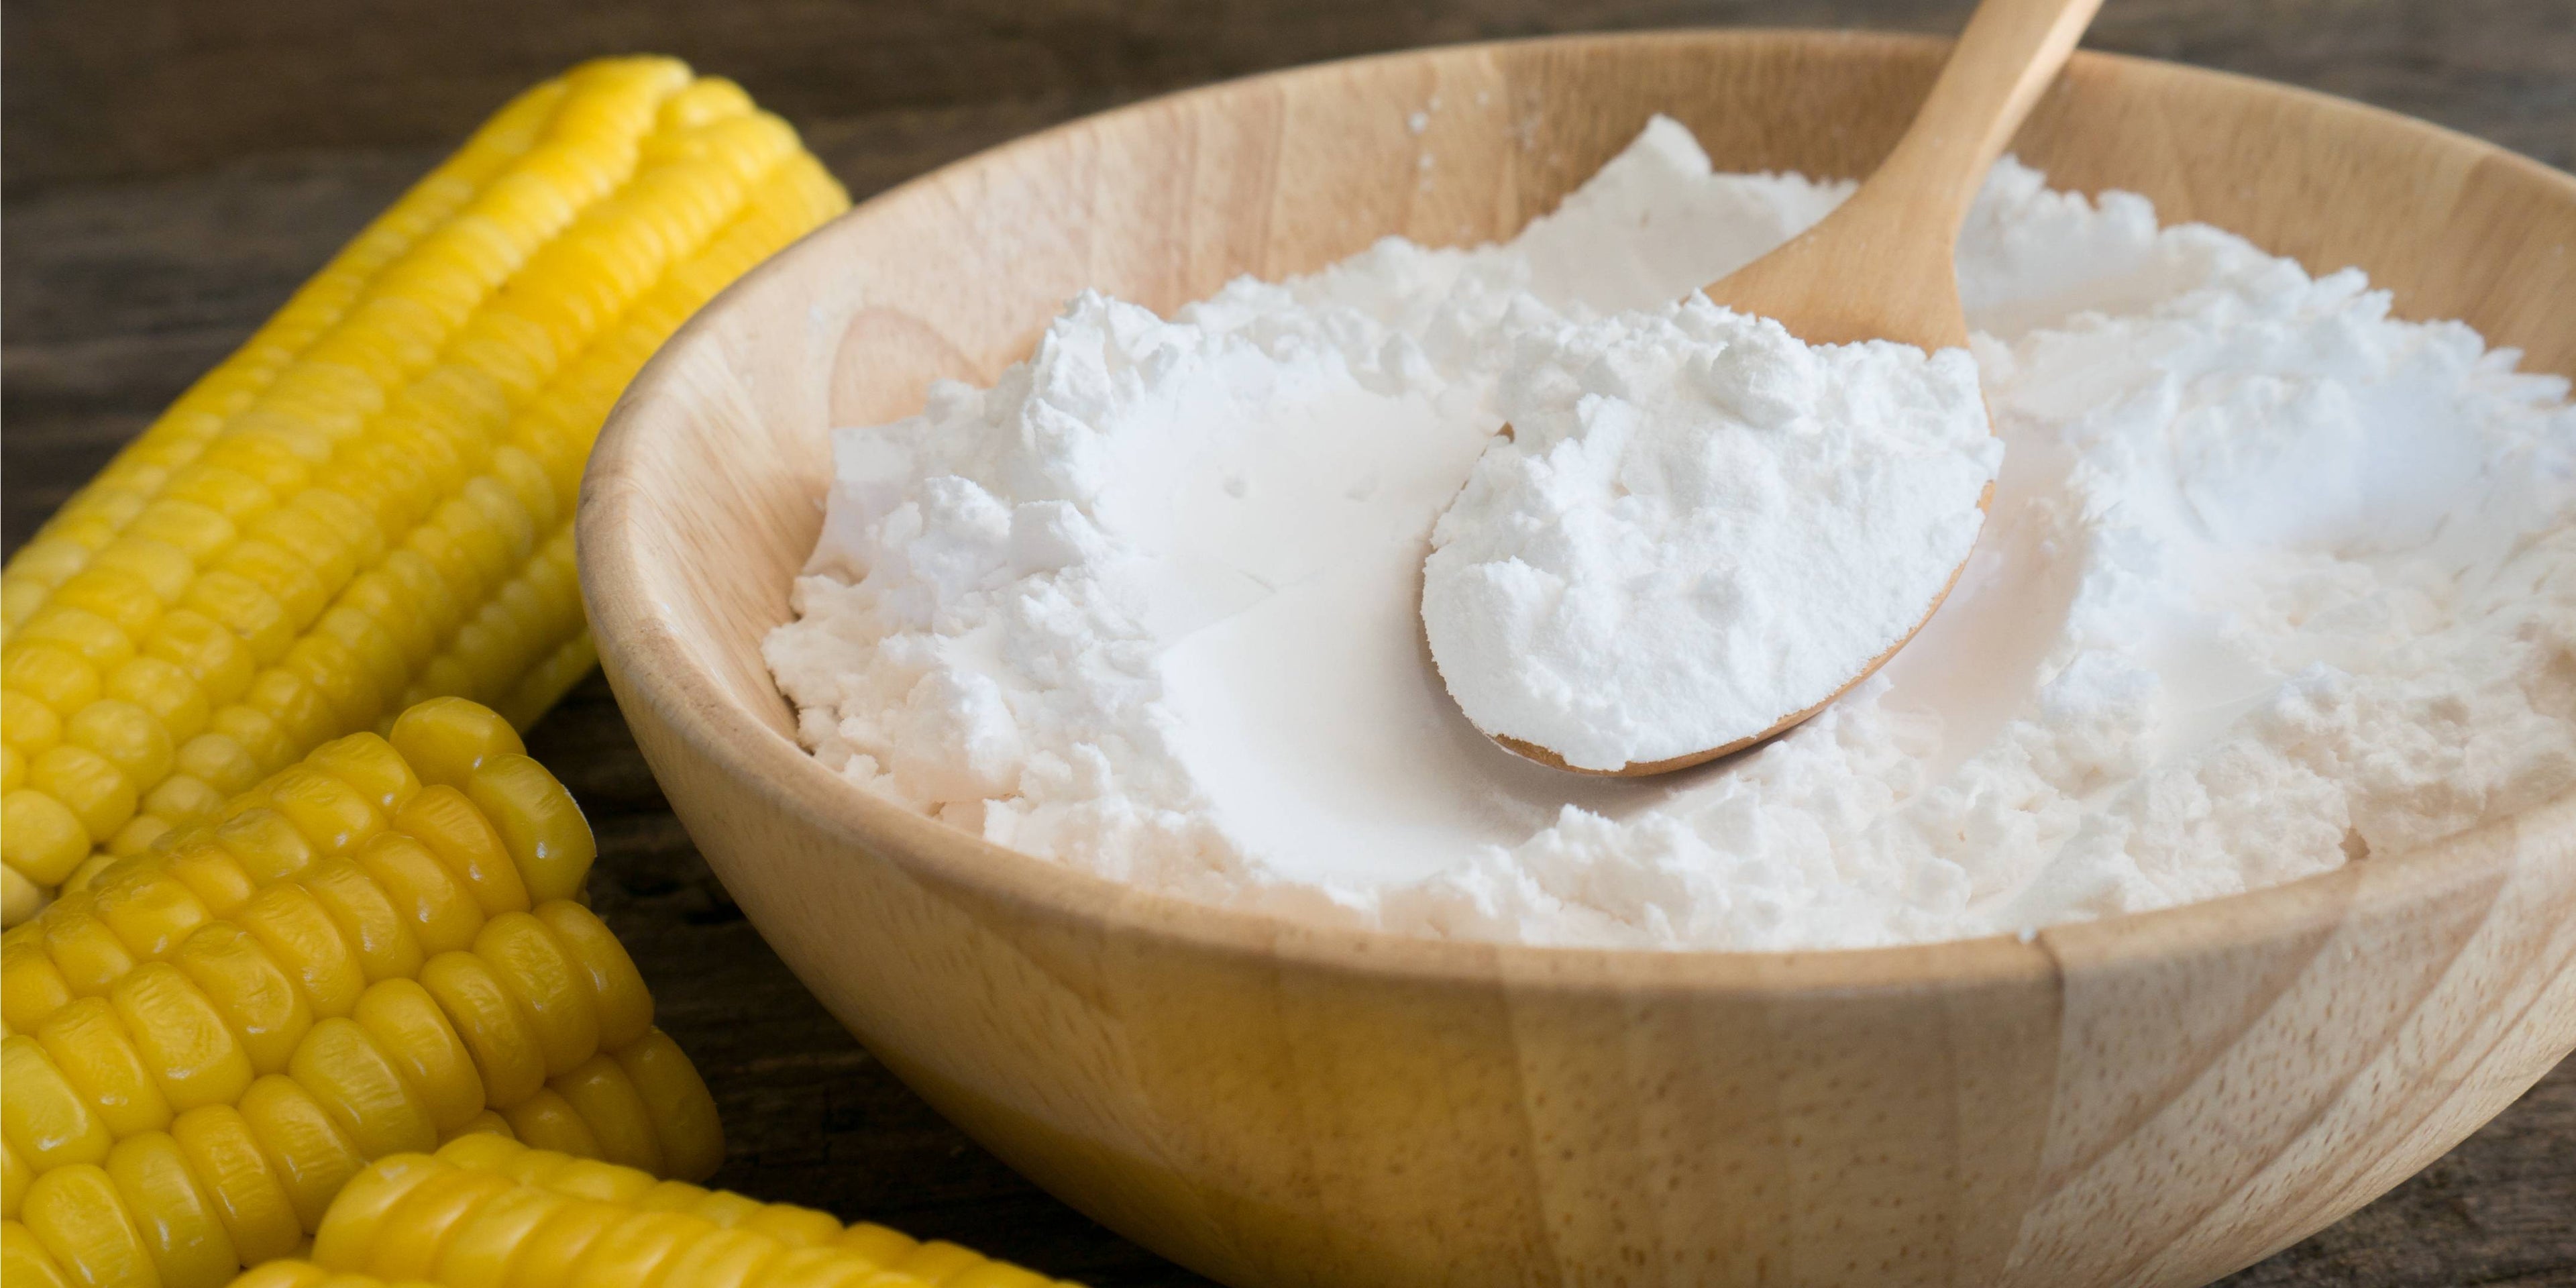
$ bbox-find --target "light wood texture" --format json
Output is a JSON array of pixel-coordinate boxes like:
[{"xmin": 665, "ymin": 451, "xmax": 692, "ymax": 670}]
[
  {"xmin": 1708, "ymin": 0, "xmax": 2098, "ymax": 350},
  {"xmin": 577, "ymin": 30, "xmax": 2576, "ymax": 1288}
]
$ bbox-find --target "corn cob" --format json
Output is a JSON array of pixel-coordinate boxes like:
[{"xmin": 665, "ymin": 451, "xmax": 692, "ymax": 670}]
[
  {"xmin": 2, "ymin": 700, "xmax": 720, "ymax": 1288},
  {"xmin": 216, "ymin": 1137, "xmax": 1080, "ymax": 1288},
  {"xmin": 0, "ymin": 59, "xmax": 853, "ymax": 925}
]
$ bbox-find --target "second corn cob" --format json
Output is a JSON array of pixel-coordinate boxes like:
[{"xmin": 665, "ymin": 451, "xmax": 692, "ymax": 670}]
[
  {"xmin": 225, "ymin": 1136, "xmax": 1078, "ymax": 1288},
  {"xmin": 0, "ymin": 58, "xmax": 853, "ymax": 926},
  {"xmin": 2, "ymin": 700, "xmax": 720, "ymax": 1288}
]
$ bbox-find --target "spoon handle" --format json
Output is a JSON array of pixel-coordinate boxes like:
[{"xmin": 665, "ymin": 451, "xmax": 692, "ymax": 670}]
[{"xmin": 1876, "ymin": 0, "xmax": 2106, "ymax": 228}]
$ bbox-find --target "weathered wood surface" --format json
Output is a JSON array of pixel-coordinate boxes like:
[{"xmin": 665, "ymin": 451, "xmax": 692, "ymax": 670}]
[{"xmin": 3, "ymin": 1, "xmax": 2571, "ymax": 1283}]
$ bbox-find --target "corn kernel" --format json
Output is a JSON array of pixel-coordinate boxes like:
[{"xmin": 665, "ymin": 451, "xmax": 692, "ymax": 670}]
[
  {"xmin": 415, "ymin": 954, "xmax": 543, "ymax": 1110},
  {"xmin": 737, "ymin": 1203, "xmax": 841, "ymax": 1250},
  {"xmin": 125, "ymin": 505, "xmax": 235, "ymax": 566},
  {"xmin": 42, "ymin": 895, "xmax": 140, "ymax": 998},
  {"xmin": 350, "ymin": 839, "xmax": 480, "ymax": 959},
  {"xmin": 170, "ymin": 1106, "xmax": 303, "ymax": 1267},
  {"xmin": 682, "ymin": 1189, "xmax": 761, "ymax": 1231},
  {"xmin": 144, "ymin": 614, "xmax": 255, "ymax": 710},
  {"xmin": 468, "ymin": 915, "xmax": 594, "ymax": 1079},
  {"xmin": 152, "ymin": 844, "xmax": 256, "ymax": 921},
  {"xmin": 302, "ymin": 739, "xmax": 419, "ymax": 820},
  {"xmin": 360, "ymin": 1168, "xmax": 517, "ymax": 1282},
  {"xmin": 247, "ymin": 509, "xmax": 356, "ymax": 597},
  {"xmin": 5, "ymin": 792, "xmax": 94, "ymax": 886},
  {"xmin": 141, "ymin": 778, "xmax": 229, "ymax": 835},
  {"xmin": 236, "ymin": 1076, "xmax": 366, "ymax": 1232},
  {"xmin": 18, "ymin": 606, "xmax": 138, "ymax": 670},
  {"xmin": 288, "ymin": 1019, "xmax": 437, "ymax": 1161},
  {"xmin": 232, "ymin": 886, "xmax": 362, "ymax": 1021},
  {"xmin": 66, "ymin": 704, "xmax": 176, "ymax": 804},
  {"xmin": 89, "ymin": 865, "xmax": 213, "ymax": 962},
  {"xmin": 3, "ymin": 865, "xmax": 50, "ymax": 930},
  {"xmin": 390, "ymin": 790, "xmax": 525, "ymax": 920},
  {"xmin": 172, "ymin": 738, "xmax": 262, "ymax": 802},
  {"xmin": 384, "ymin": 702, "xmax": 522, "ymax": 796},
  {"xmin": 36, "ymin": 996, "xmax": 174, "ymax": 1137},
  {"xmin": 21, "ymin": 1164, "xmax": 158, "ymax": 1288},
  {"xmin": 30, "ymin": 745, "xmax": 139, "ymax": 845},
  {"xmin": 67, "ymin": 850, "xmax": 130, "ymax": 894},
  {"xmin": 3, "ymin": 1218, "xmax": 76, "ymax": 1288},
  {"xmin": 211, "ymin": 812, "xmax": 317, "ymax": 888},
  {"xmin": 279, "ymin": 637, "xmax": 383, "ymax": 737},
  {"xmin": 496, "ymin": 1091, "xmax": 598, "ymax": 1161},
  {"xmin": 113, "ymin": 964, "xmax": 256, "ymax": 1112},
  {"xmin": 527, "ymin": 906, "xmax": 645, "ymax": 1052},
  {"xmin": 7, "ymin": 645, "xmax": 103, "ymax": 716},
  {"xmin": 543, "ymin": 1057, "xmax": 657, "ymax": 1176},
  {"xmin": 5, "ymin": 691, "xmax": 65, "ymax": 755},
  {"xmin": 238, "ymin": 672, "xmax": 336, "ymax": 761},
  {"xmin": 180, "ymin": 574, "xmax": 294, "ymax": 667},
  {"xmin": 104, "ymin": 1132, "xmax": 240, "ymax": 1288},
  {"xmin": 172, "ymin": 924, "xmax": 311, "ymax": 1077},
  {"xmin": 264, "ymin": 771, "xmax": 386, "ymax": 861},
  {"xmin": 832, "ymin": 1224, "xmax": 919, "ymax": 1267},
  {"xmin": 611, "ymin": 1031, "xmax": 720, "ymax": 1185},
  {"xmin": 2, "ymin": 1035, "xmax": 113, "ymax": 1170},
  {"xmin": 506, "ymin": 1197, "xmax": 630, "ymax": 1288},
  {"xmin": 347, "ymin": 981, "xmax": 482, "ymax": 1134},
  {"xmin": 300, "ymin": 864, "xmax": 420, "ymax": 985},
  {"xmin": 643, "ymin": 1225, "xmax": 776, "ymax": 1288},
  {"xmin": 429, "ymin": 1173, "xmax": 567, "ymax": 1288},
  {"xmin": 3, "ymin": 940, "xmax": 76, "ymax": 1033},
  {"xmin": 462, "ymin": 759, "xmax": 590, "ymax": 906},
  {"xmin": 568, "ymin": 1208, "xmax": 709, "ymax": 1288},
  {"xmin": 52, "ymin": 566, "xmax": 168, "ymax": 640},
  {"xmin": 108, "ymin": 659, "xmax": 211, "ymax": 748},
  {"xmin": 305, "ymin": 1153, "xmax": 446, "ymax": 1274}
]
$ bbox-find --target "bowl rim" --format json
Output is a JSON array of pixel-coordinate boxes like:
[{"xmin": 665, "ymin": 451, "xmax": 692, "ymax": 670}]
[{"xmin": 581, "ymin": 26, "xmax": 2575, "ymax": 996}]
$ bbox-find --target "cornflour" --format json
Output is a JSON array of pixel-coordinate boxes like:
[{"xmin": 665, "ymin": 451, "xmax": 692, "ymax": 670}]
[
  {"xmin": 764, "ymin": 117, "xmax": 2576, "ymax": 950},
  {"xmin": 1423, "ymin": 305, "xmax": 1997, "ymax": 771}
]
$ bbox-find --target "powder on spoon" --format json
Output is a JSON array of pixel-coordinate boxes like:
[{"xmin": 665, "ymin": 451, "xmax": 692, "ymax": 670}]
[
  {"xmin": 1422, "ymin": 307, "xmax": 1999, "ymax": 771},
  {"xmin": 764, "ymin": 116, "xmax": 2576, "ymax": 951}
]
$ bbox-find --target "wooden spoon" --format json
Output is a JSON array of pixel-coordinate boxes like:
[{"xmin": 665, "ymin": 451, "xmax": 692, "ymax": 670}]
[{"xmin": 1470, "ymin": 0, "xmax": 2104, "ymax": 777}]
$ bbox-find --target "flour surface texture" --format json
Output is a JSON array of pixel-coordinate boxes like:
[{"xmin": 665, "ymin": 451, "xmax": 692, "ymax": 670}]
[
  {"xmin": 1424, "ymin": 309, "xmax": 1997, "ymax": 770},
  {"xmin": 765, "ymin": 116, "xmax": 2576, "ymax": 951}
]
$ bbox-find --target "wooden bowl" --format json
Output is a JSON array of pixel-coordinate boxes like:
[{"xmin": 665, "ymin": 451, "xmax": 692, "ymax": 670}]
[{"xmin": 580, "ymin": 30, "xmax": 2576, "ymax": 1288}]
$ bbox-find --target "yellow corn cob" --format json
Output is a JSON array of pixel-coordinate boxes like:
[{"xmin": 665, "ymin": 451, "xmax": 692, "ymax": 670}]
[
  {"xmin": 2, "ymin": 701, "xmax": 720, "ymax": 1288},
  {"xmin": 0, "ymin": 60, "xmax": 853, "ymax": 925},
  {"xmin": 204, "ymin": 1138, "xmax": 1079, "ymax": 1288}
]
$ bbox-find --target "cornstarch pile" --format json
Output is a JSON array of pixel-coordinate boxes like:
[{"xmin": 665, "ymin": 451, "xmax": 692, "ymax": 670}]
[
  {"xmin": 764, "ymin": 116, "xmax": 2576, "ymax": 950},
  {"xmin": 1423, "ymin": 306, "xmax": 1996, "ymax": 771}
]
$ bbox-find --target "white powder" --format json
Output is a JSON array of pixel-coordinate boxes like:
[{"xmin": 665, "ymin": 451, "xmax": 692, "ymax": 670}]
[
  {"xmin": 765, "ymin": 117, "xmax": 2576, "ymax": 951},
  {"xmin": 1422, "ymin": 309, "xmax": 1998, "ymax": 770}
]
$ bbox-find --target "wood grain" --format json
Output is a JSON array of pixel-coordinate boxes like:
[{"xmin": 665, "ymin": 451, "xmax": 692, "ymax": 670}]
[
  {"xmin": 577, "ymin": 30, "xmax": 2576, "ymax": 1288},
  {"xmin": 5, "ymin": 5, "xmax": 2572, "ymax": 1285}
]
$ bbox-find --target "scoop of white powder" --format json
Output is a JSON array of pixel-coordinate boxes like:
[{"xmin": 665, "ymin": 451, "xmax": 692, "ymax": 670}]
[
  {"xmin": 1422, "ymin": 309, "xmax": 1998, "ymax": 770},
  {"xmin": 764, "ymin": 116, "xmax": 2576, "ymax": 951}
]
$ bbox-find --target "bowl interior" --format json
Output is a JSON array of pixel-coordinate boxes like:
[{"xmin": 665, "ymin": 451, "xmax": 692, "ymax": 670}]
[{"xmin": 582, "ymin": 28, "xmax": 2576, "ymax": 971}]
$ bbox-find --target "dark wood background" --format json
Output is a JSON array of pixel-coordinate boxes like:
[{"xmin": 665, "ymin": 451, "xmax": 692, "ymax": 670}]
[{"xmin": 5, "ymin": 1, "xmax": 2573, "ymax": 1283}]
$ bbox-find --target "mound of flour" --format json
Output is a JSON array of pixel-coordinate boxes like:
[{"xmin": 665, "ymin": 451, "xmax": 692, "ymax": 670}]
[
  {"xmin": 1424, "ymin": 307, "xmax": 1998, "ymax": 771},
  {"xmin": 765, "ymin": 117, "xmax": 2576, "ymax": 950}
]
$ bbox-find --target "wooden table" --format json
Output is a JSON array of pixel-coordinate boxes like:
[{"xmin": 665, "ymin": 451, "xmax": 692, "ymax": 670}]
[{"xmin": 5, "ymin": 2, "xmax": 2571, "ymax": 1283}]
